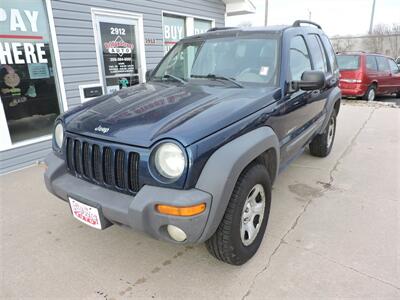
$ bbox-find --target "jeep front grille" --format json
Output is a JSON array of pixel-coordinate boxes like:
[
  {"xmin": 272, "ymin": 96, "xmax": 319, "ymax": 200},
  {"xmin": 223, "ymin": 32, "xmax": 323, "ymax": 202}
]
[{"xmin": 66, "ymin": 137, "xmax": 140, "ymax": 193}]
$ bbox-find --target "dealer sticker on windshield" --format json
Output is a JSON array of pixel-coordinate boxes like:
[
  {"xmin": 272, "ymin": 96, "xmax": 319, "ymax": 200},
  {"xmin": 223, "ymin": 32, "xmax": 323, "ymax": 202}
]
[
  {"xmin": 259, "ymin": 66, "xmax": 269, "ymax": 76},
  {"xmin": 69, "ymin": 197, "xmax": 102, "ymax": 229}
]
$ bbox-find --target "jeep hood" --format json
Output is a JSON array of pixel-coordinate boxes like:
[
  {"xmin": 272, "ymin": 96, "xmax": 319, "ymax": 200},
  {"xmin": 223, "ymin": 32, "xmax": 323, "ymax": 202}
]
[{"xmin": 64, "ymin": 82, "xmax": 278, "ymax": 147}]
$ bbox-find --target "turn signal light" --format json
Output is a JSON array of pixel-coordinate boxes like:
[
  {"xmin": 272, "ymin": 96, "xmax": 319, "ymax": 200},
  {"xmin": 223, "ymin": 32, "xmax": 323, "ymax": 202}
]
[{"xmin": 155, "ymin": 203, "xmax": 206, "ymax": 216}]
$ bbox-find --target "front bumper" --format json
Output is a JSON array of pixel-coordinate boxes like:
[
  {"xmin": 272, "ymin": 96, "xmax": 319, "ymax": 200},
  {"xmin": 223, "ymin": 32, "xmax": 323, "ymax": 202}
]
[{"xmin": 44, "ymin": 152, "xmax": 212, "ymax": 244}]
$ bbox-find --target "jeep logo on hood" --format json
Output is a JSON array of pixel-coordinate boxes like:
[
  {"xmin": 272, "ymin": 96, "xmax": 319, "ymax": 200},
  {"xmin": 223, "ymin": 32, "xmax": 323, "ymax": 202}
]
[{"xmin": 94, "ymin": 125, "xmax": 110, "ymax": 134}]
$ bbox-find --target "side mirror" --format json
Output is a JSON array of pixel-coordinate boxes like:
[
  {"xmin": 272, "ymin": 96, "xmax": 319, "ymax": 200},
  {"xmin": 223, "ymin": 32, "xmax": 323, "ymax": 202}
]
[
  {"xmin": 290, "ymin": 70, "xmax": 326, "ymax": 92},
  {"xmin": 145, "ymin": 69, "xmax": 153, "ymax": 81}
]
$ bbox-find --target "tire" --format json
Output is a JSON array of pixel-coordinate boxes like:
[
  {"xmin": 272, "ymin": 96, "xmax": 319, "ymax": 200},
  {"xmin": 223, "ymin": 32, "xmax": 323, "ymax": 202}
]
[
  {"xmin": 206, "ymin": 163, "xmax": 271, "ymax": 265},
  {"xmin": 396, "ymin": 91, "xmax": 400, "ymax": 98},
  {"xmin": 363, "ymin": 85, "xmax": 376, "ymax": 101},
  {"xmin": 309, "ymin": 109, "xmax": 337, "ymax": 157}
]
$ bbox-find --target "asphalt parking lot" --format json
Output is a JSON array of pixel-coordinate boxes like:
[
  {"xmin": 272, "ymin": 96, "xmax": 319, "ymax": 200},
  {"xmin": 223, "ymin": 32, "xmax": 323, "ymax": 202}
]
[{"xmin": 1, "ymin": 99, "xmax": 399, "ymax": 299}]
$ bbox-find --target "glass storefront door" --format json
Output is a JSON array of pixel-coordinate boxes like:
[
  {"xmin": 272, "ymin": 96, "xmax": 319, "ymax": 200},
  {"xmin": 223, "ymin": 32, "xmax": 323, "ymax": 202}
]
[
  {"xmin": 0, "ymin": 0, "xmax": 62, "ymax": 146},
  {"xmin": 93, "ymin": 12, "xmax": 144, "ymax": 94}
]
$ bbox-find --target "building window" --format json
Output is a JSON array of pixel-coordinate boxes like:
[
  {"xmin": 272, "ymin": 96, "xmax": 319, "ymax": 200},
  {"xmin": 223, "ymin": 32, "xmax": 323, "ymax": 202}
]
[
  {"xmin": 162, "ymin": 13, "xmax": 214, "ymax": 54},
  {"xmin": 0, "ymin": 0, "xmax": 61, "ymax": 145},
  {"xmin": 163, "ymin": 14, "xmax": 186, "ymax": 54},
  {"xmin": 194, "ymin": 18, "xmax": 212, "ymax": 35}
]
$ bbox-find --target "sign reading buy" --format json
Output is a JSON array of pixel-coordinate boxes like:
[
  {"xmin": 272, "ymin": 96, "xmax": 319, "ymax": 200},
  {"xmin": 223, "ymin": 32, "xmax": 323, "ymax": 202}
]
[
  {"xmin": 163, "ymin": 15, "xmax": 185, "ymax": 54},
  {"xmin": 0, "ymin": 5, "xmax": 49, "ymax": 64}
]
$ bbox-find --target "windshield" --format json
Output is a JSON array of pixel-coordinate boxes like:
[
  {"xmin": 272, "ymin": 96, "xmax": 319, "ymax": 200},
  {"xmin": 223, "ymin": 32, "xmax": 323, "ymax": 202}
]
[
  {"xmin": 337, "ymin": 55, "xmax": 360, "ymax": 70},
  {"xmin": 153, "ymin": 36, "xmax": 279, "ymax": 85}
]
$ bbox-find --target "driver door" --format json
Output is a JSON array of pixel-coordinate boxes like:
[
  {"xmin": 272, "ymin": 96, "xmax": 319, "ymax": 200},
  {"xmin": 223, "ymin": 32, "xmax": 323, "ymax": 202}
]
[{"xmin": 279, "ymin": 35, "xmax": 326, "ymax": 165}]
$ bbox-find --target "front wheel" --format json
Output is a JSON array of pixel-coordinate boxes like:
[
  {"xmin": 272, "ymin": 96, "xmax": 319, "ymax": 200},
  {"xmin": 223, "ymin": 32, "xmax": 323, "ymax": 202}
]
[
  {"xmin": 309, "ymin": 110, "xmax": 337, "ymax": 157},
  {"xmin": 206, "ymin": 164, "xmax": 271, "ymax": 265}
]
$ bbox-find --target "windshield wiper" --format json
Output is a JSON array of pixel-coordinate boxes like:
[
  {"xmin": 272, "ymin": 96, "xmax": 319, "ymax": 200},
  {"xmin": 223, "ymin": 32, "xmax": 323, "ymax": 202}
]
[
  {"xmin": 163, "ymin": 73, "xmax": 187, "ymax": 84},
  {"xmin": 191, "ymin": 74, "xmax": 243, "ymax": 88}
]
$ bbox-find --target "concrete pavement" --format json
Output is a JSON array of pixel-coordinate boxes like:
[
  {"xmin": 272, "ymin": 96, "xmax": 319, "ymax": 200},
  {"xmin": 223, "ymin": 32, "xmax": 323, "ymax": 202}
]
[{"xmin": 1, "ymin": 101, "xmax": 399, "ymax": 299}]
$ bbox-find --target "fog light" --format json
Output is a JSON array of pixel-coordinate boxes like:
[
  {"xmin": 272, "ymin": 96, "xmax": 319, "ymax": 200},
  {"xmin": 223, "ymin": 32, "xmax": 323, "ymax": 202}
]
[{"xmin": 167, "ymin": 225, "xmax": 187, "ymax": 242}]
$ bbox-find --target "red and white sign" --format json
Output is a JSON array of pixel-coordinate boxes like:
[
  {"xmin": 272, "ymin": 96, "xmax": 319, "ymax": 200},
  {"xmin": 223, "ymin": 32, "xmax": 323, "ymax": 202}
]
[
  {"xmin": 69, "ymin": 198, "xmax": 102, "ymax": 229},
  {"xmin": 104, "ymin": 36, "xmax": 134, "ymax": 56}
]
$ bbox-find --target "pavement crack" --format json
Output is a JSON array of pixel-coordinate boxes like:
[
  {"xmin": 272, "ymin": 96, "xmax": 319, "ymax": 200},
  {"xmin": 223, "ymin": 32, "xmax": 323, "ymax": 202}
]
[
  {"xmin": 329, "ymin": 107, "xmax": 376, "ymax": 184},
  {"xmin": 242, "ymin": 107, "xmax": 378, "ymax": 300},
  {"xmin": 242, "ymin": 197, "xmax": 314, "ymax": 300},
  {"xmin": 241, "ymin": 236, "xmax": 285, "ymax": 300},
  {"xmin": 291, "ymin": 244, "xmax": 400, "ymax": 291}
]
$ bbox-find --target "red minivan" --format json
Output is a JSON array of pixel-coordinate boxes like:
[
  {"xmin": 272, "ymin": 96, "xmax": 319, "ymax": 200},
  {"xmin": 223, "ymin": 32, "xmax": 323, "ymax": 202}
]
[{"xmin": 337, "ymin": 52, "xmax": 400, "ymax": 101}]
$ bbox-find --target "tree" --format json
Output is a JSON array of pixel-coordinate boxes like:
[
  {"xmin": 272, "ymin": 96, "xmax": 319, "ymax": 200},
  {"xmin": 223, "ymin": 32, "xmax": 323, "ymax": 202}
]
[
  {"xmin": 364, "ymin": 23, "xmax": 400, "ymax": 57},
  {"xmin": 331, "ymin": 37, "xmax": 355, "ymax": 53}
]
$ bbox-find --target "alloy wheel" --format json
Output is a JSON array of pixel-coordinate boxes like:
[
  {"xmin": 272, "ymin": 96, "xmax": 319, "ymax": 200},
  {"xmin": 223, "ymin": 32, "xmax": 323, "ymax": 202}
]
[{"xmin": 240, "ymin": 184, "xmax": 266, "ymax": 246}]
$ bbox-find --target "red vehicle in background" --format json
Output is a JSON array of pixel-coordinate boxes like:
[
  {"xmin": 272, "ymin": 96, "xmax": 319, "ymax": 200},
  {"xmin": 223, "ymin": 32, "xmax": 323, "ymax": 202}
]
[{"xmin": 337, "ymin": 52, "xmax": 400, "ymax": 101}]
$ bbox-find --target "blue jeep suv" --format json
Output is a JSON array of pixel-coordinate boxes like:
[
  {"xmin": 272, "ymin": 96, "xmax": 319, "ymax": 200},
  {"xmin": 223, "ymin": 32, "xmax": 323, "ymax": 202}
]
[{"xmin": 44, "ymin": 20, "xmax": 341, "ymax": 265}]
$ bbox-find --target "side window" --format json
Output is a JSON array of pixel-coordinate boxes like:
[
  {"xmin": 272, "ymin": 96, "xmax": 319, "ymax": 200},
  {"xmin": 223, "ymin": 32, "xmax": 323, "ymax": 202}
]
[
  {"xmin": 376, "ymin": 56, "xmax": 390, "ymax": 71},
  {"xmin": 315, "ymin": 35, "xmax": 329, "ymax": 72},
  {"xmin": 320, "ymin": 35, "xmax": 338, "ymax": 74},
  {"xmin": 308, "ymin": 34, "xmax": 328, "ymax": 72},
  {"xmin": 366, "ymin": 56, "xmax": 378, "ymax": 71},
  {"xmin": 289, "ymin": 36, "xmax": 312, "ymax": 81},
  {"xmin": 388, "ymin": 59, "xmax": 400, "ymax": 74}
]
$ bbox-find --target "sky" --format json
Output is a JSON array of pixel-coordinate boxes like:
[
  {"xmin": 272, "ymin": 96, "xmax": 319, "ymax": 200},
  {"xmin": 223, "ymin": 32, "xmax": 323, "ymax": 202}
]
[{"xmin": 226, "ymin": 0, "xmax": 400, "ymax": 37}]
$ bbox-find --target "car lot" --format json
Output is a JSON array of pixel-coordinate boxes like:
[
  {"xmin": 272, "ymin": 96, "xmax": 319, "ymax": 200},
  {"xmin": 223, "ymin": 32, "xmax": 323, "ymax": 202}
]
[
  {"xmin": 377, "ymin": 95, "xmax": 400, "ymax": 107},
  {"xmin": 1, "ymin": 99, "xmax": 399, "ymax": 299}
]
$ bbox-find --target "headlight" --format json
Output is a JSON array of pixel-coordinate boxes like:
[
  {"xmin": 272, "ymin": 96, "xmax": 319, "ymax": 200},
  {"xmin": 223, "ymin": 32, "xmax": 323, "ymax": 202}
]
[
  {"xmin": 54, "ymin": 123, "xmax": 64, "ymax": 149},
  {"xmin": 154, "ymin": 142, "xmax": 186, "ymax": 179}
]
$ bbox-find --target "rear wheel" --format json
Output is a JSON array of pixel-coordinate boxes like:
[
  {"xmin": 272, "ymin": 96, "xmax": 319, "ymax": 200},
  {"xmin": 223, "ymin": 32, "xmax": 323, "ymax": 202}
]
[
  {"xmin": 206, "ymin": 163, "xmax": 271, "ymax": 265},
  {"xmin": 309, "ymin": 109, "xmax": 337, "ymax": 157},
  {"xmin": 363, "ymin": 85, "xmax": 376, "ymax": 101},
  {"xmin": 396, "ymin": 91, "xmax": 400, "ymax": 98}
]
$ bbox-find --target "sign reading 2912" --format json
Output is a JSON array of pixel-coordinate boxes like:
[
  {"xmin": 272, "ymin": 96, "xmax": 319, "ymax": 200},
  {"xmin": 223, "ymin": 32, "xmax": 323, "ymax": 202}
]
[{"xmin": 110, "ymin": 27, "xmax": 126, "ymax": 35}]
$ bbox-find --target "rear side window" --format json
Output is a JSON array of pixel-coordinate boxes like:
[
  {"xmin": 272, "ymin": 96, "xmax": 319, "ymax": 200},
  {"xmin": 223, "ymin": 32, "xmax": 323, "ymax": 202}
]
[
  {"xmin": 366, "ymin": 56, "xmax": 378, "ymax": 71},
  {"xmin": 320, "ymin": 35, "xmax": 338, "ymax": 74},
  {"xmin": 308, "ymin": 34, "xmax": 328, "ymax": 72},
  {"xmin": 289, "ymin": 36, "xmax": 312, "ymax": 80},
  {"xmin": 337, "ymin": 55, "xmax": 360, "ymax": 70},
  {"xmin": 388, "ymin": 59, "xmax": 399, "ymax": 73},
  {"xmin": 376, "ymin": 56, "xmax": 390, "ymax": 71}
]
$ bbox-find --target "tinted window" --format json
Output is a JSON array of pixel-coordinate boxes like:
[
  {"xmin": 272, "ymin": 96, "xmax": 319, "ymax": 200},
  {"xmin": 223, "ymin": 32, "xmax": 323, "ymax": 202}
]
[
  {"xmin": 337, "ymin": 55, "xmax": 360, "ymax": 70},
  {"xmin": 320, "ymin": 35, "xmax": 338, "ymax": 74},
  {"xmin": 289, "ymin": 36, "xmax": 312, "ymax": 80},
  {"xmin": 308, "ymin": 34, "xmax": 328, "ymax": 72},
  {"xmin": 315, "ymin": 36, "xmax": 329, "ymax": 72},
  {"xmin": 376, "ymin": 56, "xmax": 390, "ymax": 71},
  {"xmin": 366, "ymin": 56, "xmax": 378, "ymax": 71},
  {"xmin": 388, "ymin": 59, "xmax": 400, "ymax": 73}
]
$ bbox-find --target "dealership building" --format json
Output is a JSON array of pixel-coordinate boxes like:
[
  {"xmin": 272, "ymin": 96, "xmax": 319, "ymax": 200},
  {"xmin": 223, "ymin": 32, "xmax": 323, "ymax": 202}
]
[{"xmin": 0, "ymin": 0, "xmax": 255, "ymax": 174}]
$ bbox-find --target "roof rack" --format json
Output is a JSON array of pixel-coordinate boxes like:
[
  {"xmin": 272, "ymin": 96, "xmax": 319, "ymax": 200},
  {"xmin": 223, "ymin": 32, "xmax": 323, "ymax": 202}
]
[
  {"xmin": 292, "ymin": 20, "xmax": 322, "ymax": 29},
  {"xmin": 337, "ymin": 50, "xmax": 366, "ymax": 54},
  {"xmin": 207, "ymin": 27, "xmax": 238, "ymax": 32}
]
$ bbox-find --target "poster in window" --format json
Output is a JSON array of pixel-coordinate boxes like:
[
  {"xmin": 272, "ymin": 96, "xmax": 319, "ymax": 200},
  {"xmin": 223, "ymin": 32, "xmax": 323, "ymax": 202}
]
[
  {"xmin": 194, "ymin": 19, "xmax": 212, "ymax": 35},
  {"xmin": 99, "ymin": 22, "xmax": 137, "ymax": 76},
  {"xmin": 163, "ymin": 15, "xmax": 186, "ymax": 54}
]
